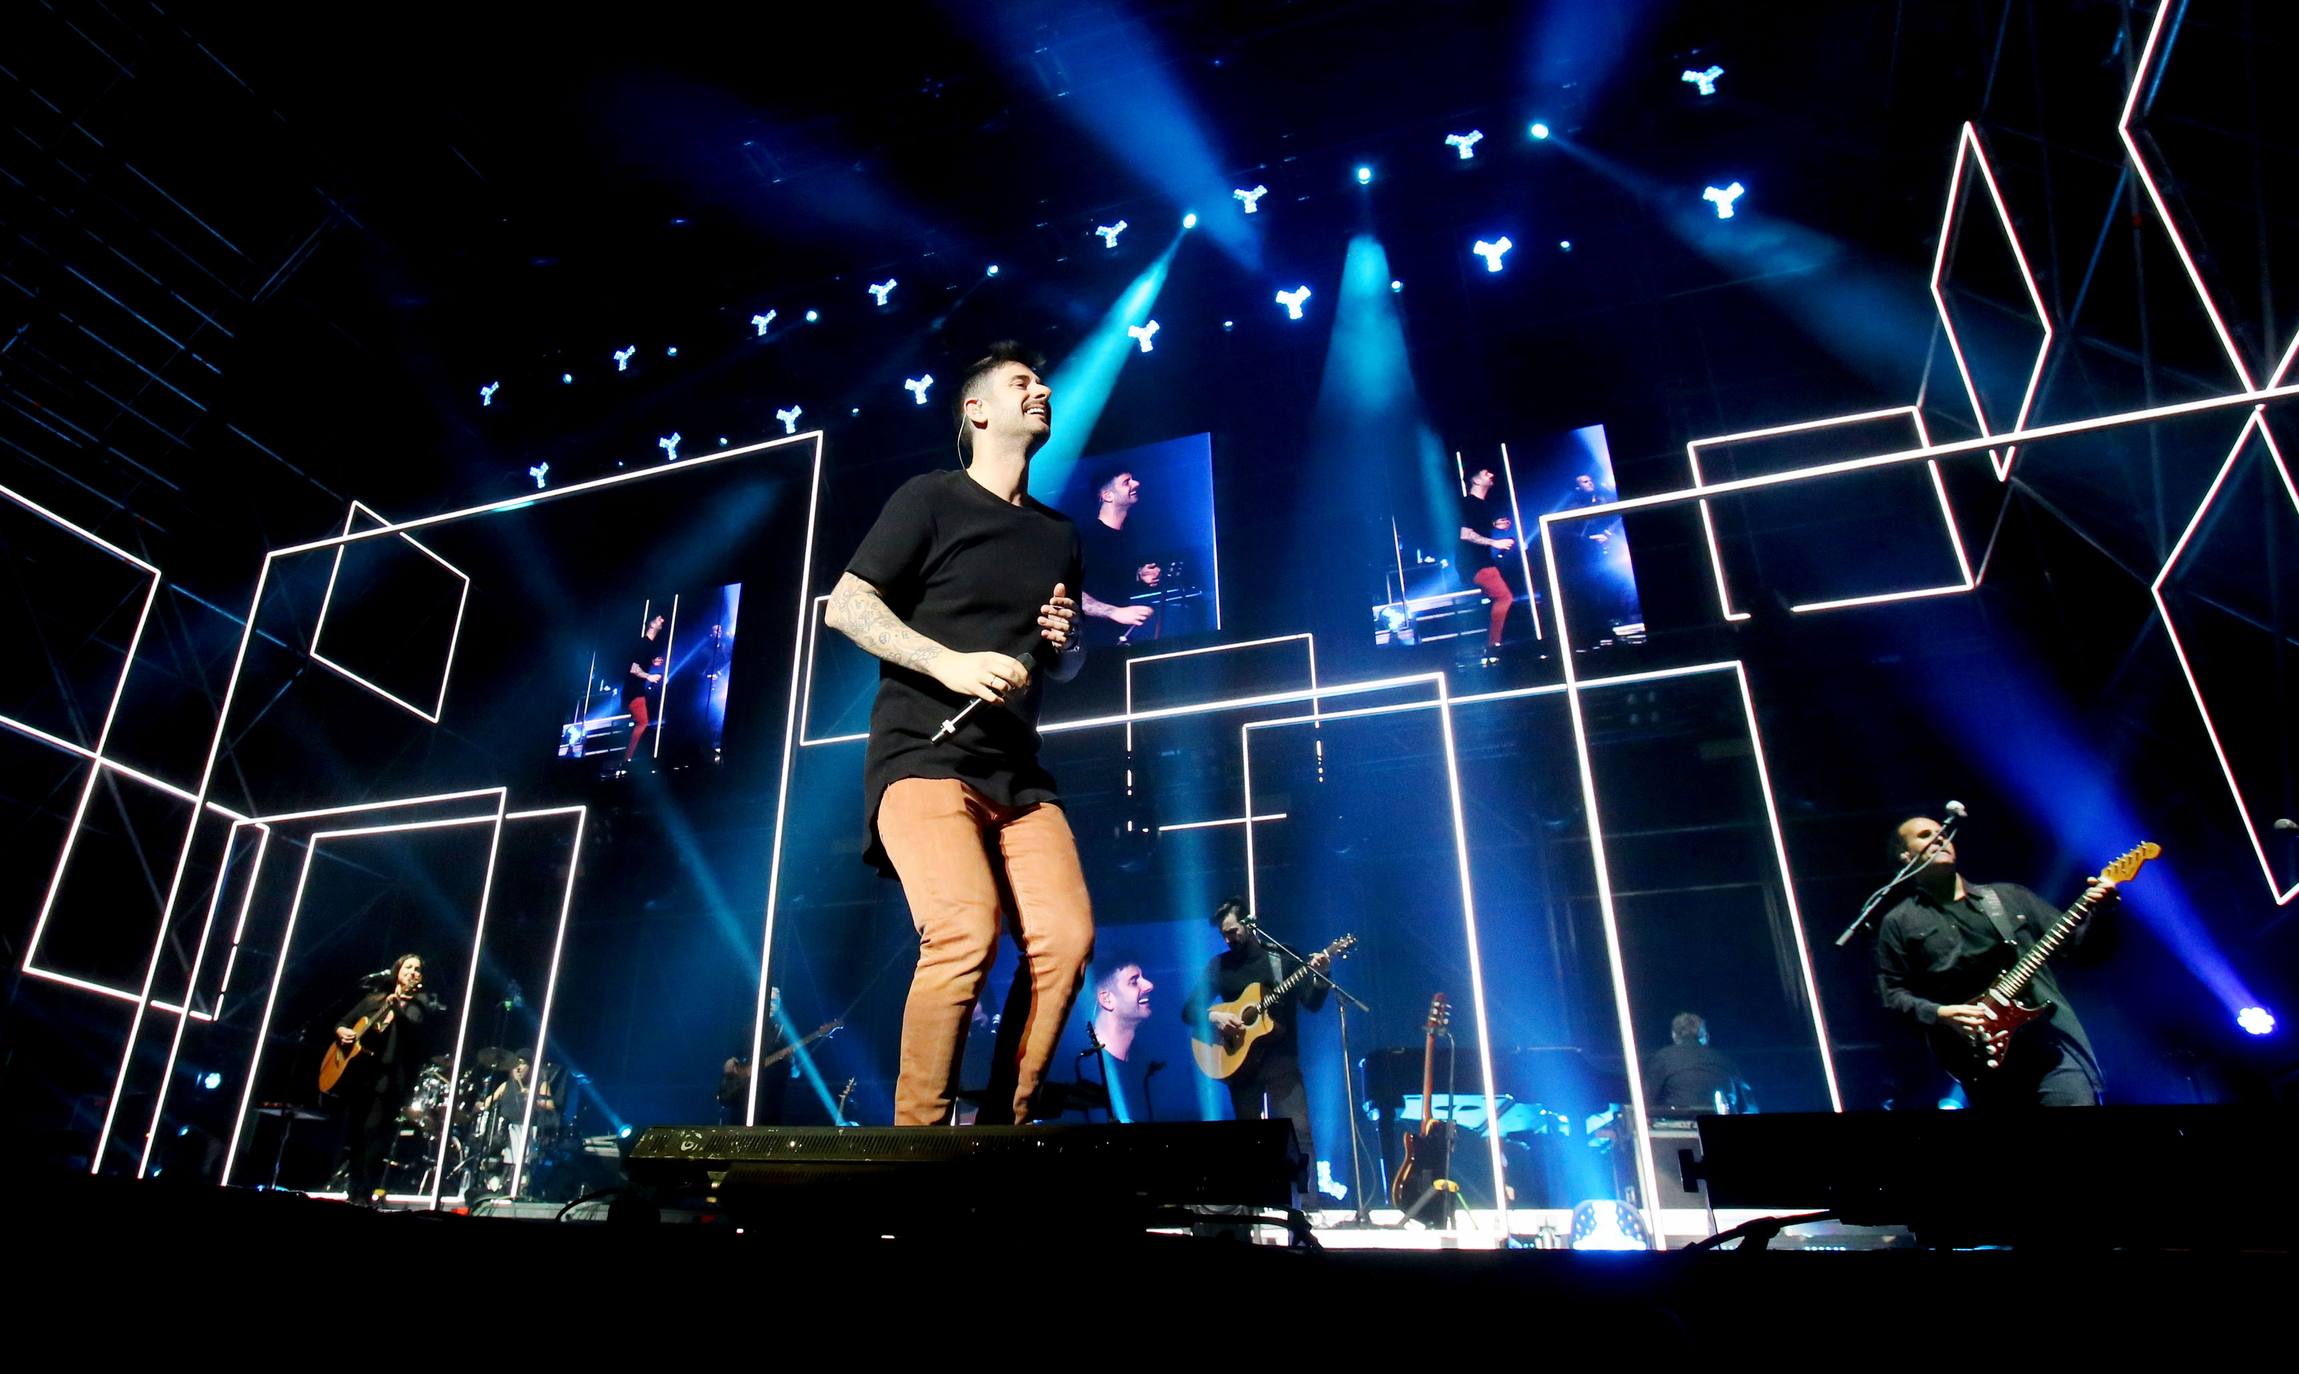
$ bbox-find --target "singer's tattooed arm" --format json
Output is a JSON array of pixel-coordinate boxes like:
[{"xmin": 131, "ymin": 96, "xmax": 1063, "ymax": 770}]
[{"xmin": 824, "ymin": 572, "xmax": 952, "ymax": 676}]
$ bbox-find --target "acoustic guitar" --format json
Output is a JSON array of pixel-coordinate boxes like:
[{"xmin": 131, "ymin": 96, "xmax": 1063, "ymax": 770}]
[
  {"xmin": 1189, "ymin": 934, "xmax": 1357, "ymax": 1080},
  {"xmin": 318, "ymin": 991, "xmax": 410, "ymax": 1093},
  {"xmin": 1927, "ymin": 842, "xmax": 2158, "ymax": 1083}
]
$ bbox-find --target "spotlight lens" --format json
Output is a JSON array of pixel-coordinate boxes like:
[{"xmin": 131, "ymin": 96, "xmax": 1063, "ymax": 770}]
[
  {"xmin": 200, "ymin": 1072, "xmax": 221, "ymax": 1091},
  {"xmin": 1389, "ymin": 279, "xmax": 1403, "ymax": 292},
  {"xmin": 1356, "ymin": 165, "xmax": 1373, "ymax": 184},
  {"xmin": 618, "ymin": 1125, "xmax": 634, "ymax": 1139},
  {"xmin": 2237, "ymin": 1006, "xmax": 2277, "ymax": 1036},
  {"xmin": 805, "ymin": 310, "xmax": 819, "ymax": 323},
  {"xmin": 986, "ymin": 264, "xmax": 999, "ymax": 276},
  {"xmin": 1182, "ymin": 212, "xmax": 1198, "ymax": 229},
  {"xmin": 1529, "ymin": 122, "xmax": 1551, "ymax": 140},
  {"xmin": 1222, "ymin": 320, "xmax": 1234, "ymax": 331},
  {"xmin": 1559, "ymin": 240, "xmax": 1573, "ymax": 251}
]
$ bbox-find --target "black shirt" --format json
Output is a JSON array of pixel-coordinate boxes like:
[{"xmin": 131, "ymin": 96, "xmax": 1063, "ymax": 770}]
[
  {"xmin": 1644, "ymin": 1041, "xmax": 1750, "ymax": 1112},
  {"xmin": 1458, "ymin": 490, "xmax": 1513, "ymax": 567},
  {"xmin": 624, "ymin": 636, "xmax": 664, "ymax": 704},
  {"xmin": 1182, "ymin": 941, "xmax": 1329, "ymax": 1061},
  {"xmin": 845, "ymin": 469, "xmax": 1083, "ymax": 871},
  {"xmin": 1076, "ymin": 516, "xmax": 1141, "ymax": 645},
  {"xmin": 1874, "ymin": 880, "xmax": 2101, "ymax": 1072},
  {"xmin": 336, "ymin": 990, "xmax": 425, "ymax": 1075}
]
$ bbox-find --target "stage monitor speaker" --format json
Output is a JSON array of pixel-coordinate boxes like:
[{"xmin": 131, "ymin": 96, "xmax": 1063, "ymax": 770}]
[
  {"xmin": 1694, "ymin": 1106, "xmax": 2298, "ymax": 1249},
  {"xmin": 627, "ymin": 1121, "xmax": 1299, "ymax": 1236}
]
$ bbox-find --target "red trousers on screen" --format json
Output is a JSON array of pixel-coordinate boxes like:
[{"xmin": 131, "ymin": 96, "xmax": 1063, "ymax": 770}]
[
  {"xmin": 623, "ymin": 695, "xmax": 651, "ymax": 760},
  {"xmin": 1472, "ymin": 565, "xmax": 1514, "ymax": 649}
]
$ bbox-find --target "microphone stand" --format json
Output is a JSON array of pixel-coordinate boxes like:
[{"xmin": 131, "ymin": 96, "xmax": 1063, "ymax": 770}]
[
  {"xmin": 1249, "ymin": 923, "xmax": 1374, "ymax": 1226},
  {"xmin": 1836, "ymin": 814, "xmax": 1962, "ymax": 947}
]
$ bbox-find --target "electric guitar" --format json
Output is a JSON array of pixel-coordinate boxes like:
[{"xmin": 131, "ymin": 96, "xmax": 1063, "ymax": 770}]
[
  {"xmin": 757, "ymin": 1019, "xmax": 843, "ymax": 1072},
  {"xmin": 1928, "ymin": 842, "xmax": 2158, "ymax": 1082},
  {"xmin": 1189, "ymin": 934, "xmax": 1357, "ymax": 1080},
  {"xmin": 1389, "ymin": 992, "xmax": 1456, "ymax": 1210},
  {"xmin": 318, "ymin": 991, "xmax": 411, "ymax": 1093}
]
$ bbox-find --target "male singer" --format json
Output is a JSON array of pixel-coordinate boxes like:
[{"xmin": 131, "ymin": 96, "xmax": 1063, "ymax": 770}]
[{"xmin": 823, "ymin": 341, "xmax": 1093, "ymax": 1126}]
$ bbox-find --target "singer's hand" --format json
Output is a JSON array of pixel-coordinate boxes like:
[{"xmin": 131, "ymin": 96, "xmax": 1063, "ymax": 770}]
[
  {"xmin": 933, "ymin": 650, "xmax": 1031, "ymax": 704},
  {"xmin": 1037, "ymin": 583, "xmax": 1079, "ymax": 651}
]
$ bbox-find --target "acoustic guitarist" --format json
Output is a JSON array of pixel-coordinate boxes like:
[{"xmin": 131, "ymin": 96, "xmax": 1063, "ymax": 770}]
[
  {"xmin": 1874, "ymin": 816, "xmax": 2118, "ymax": 1107},
  {"xmin": 329, "ymin": 953, "xmax": 431, "ymax": 1204},
  {"xmin": 1182, "ymin": 898, "xmax": 1331, "ymax": 1197}
]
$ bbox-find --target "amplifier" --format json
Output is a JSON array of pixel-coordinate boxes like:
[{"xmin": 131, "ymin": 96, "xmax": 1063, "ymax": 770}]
[{"xmin": 626, "ymin": 1121, "xmax": 1299, "ymax": 1235}]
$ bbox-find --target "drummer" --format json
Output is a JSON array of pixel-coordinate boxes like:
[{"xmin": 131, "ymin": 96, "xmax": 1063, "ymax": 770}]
[{"xmin": 475, "ymin": 1053, "xmax": 552, "ymax": 1166}]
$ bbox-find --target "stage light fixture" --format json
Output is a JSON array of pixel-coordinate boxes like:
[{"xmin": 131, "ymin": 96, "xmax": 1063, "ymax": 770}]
[
  {"xmin": 1127, "ymin": 320, "xmax": 1159, "ymax": 353},
  {"xmin": 614, "ymin": 345, "xmax": 637, "ymax": 372},
  {"xmin": 1445, "ymin": 130, "xmax": 1484, "ymax": 160},
  {"xmin": 719, "ymin": 437, "xmax": 728, "ymax": 446},
  {"xmin": 868, "ymin": 279, "xmax": 897, "ymax": 306},
  {"xmin": 904, "ymin": 375, "xmax": 934, "ymax": 405},
  {"xmin": 1274, "ymin": 286, "xmax": 1312, "ymax": 320},
  {"xmin": 1233, "ymin": 185, "xmax": 1268, "ymax": 214},
  {"xmin": 1528, "ymin": 122, "xmax": 1551, "ymax": 140},
  {"xmin": 805, "ymin": 309, "xmax": 820, "ymax": 323},
  {"xmin": 658, "ymin": 433, "xmax": 681, "ymax": 462},
  {"xmin": 1390, "ymin": 279, "xmax": 1403, "ymax": 292},
  {"xmin": 1471, "ymin": 237, "xmax": 1513, "ymax": 273},
  {"xmin": 527, "ymin": 463, "xmax": 549, "ymax": 490},
  {"xmin": 618, "ymin": 1125, "xmax": 633, "ymax": 1139},
  {"xmin": 667, "ymin": 346, "xmax": 679, "ymax": 357},
  {"xmin": 1703, "ymin": 182, "xmax": 1745, "ymax": 218},
  {"xmin": 1682, "ymin": 65, "xmax": 1724, "ymax": 96},
  {"xmin": 1355, "ymin": 165, "xmax": 1373, "ymax": 185},
  {"xmin": 2238, "ymin": 1006, "xmax": 2277, "ymax": 1036},
  {"xmin": 1181, "ymin": 212, "xmax": 1198, "ymax": 229},
  {"xmin": 1559, "ymin": 240, "xmax": 1572, "ymax": 251},
  {"xmin": 479, "ymin": 381, "xmax": 499, "ymax": 407},
  {"xmin": 986, "ymin": 264, "xmax": 1000, "ymax": 276},
  {"xmin": 751, "ymin": 310, "xmax": 776, "ymax": 336},
  {"xmin": 776, "ymin": 405, "xmax": 803, "ymax": 435},
  {"xmin": 561, "ymin": 372, "xmax": 572, "ymax": 384},
  {"xmin": 1095, "ymin": 220, "xmax": 1129, "ymax": 248},
  {"xmin": 199, "ymin": 1071, "xmax": 221, "ymax": 1091}
]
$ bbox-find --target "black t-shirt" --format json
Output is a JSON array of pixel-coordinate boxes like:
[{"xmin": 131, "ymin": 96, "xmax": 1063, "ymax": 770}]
[
  {"xmin": 845, "ymin": 468, "xmax": 1083, "ymax": 871},
  {"xmin": 1458, "ymin": 490, "xmax": 1514, "ymax": 567},
  {"xmin": 1874, "ymin": 880, "xmax": 2102, "ymax": 1073},
  {"xmin": 1078, "ymin": 516, "xmax": 1148, "ymax": 645},
  {"xmin": 1643, "ymin": 1041, "xmax": 1748, "ymax": 1112},
  {"xmin": 623, "ymin": 636, "xmax": 664, "ymax": 704}
]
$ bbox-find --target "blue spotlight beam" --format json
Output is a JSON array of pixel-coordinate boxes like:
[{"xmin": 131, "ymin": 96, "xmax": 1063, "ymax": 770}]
[{"xmin": 1026, "ymin": 232, "xmax": 1182, "ymax": 500}]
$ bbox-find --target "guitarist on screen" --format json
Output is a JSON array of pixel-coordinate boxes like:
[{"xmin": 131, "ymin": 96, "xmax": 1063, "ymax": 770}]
[
  {"xmin": 1874, "ymin": 816, "xmax": 2118, "ymax": 1107},
  {"xmin": 1182, "ymin": 898, "xmax": 1331, "ymax": 1197},
  {"xmin": 328, "ymin": 952, "xmax": 435, "ymax": 1204}
]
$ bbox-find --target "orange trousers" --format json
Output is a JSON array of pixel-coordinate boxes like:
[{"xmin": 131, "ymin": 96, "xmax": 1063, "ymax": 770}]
[{"xmin": 876, "ymin": 778, "xmax": 1095, "ymax": 1125}]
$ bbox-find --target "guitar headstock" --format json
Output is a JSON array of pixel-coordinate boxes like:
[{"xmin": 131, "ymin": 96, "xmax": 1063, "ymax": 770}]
[
  {"xmin": 1424, "ymin": 992, "xmax": 1451, "ymax": 1034},
  {"xmin": 2100, "ymin": 842, "xmax": 2161, "ymax": 885},
  {"xmin": 1328, "ymin": 934, "xmax": 1358, "ymax": 961}
]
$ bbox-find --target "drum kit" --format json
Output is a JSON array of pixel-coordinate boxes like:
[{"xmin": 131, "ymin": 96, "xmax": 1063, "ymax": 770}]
[{"xmin": 384, "ymin": 1046, "xmax": 574, "ymax": 1199}]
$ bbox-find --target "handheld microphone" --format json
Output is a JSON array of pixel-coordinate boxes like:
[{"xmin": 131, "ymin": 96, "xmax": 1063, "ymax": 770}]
[{"xmin": 932, "ymin": 649, "xmax": 1038, "ymax": 743}]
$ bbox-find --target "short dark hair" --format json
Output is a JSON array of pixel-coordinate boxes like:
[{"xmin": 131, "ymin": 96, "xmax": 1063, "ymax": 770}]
[
  {"xmin": 1212, "ymin": 896, "xmax": 1249, "ymax": 928},
  {"xmin": 1094, "ymin": 953, "xmax": 1146, "ymax": 991},
  {"xmin": 1887, "ymin": 816, "xmax": 1927, "ymax": 866},
  {"xmin": 1094, "ymin": 469, "xmax": 1130, "ymax": 500},
  {"xmin": 1670, "ymin": 1012, "xmax": 1705, "ymax": 1044},
  {"xmin": 953, "ymin": 340, "xmax": 1045, "ymax": 459}
]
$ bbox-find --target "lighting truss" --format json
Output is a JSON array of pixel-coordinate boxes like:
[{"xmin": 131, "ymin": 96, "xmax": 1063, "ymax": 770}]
[
  {"xmin": 1127, "ymin": 320, "xmax": 1160, "ymax": 353},
  {"xmin": 1702, "ymin": 182, "xmax": 1744, "ymax": 218},
  {"xmin": 1471, "ymin": 237, "xmax": 1513, "ymax": 272},
  {"xmin": 307, "ymin": 500, "xmax": 472, "ymax": 724},
  {"xmin": 869, "ymin": 279, "xmax": 897, "ymax": 307},
  {"xmin": 1233, "ymin": 185, "xmax": 1268, "ymax": 214},
  {"xmin": 1095, "ymin": 220, "xmax": 1129, "ymax": 248},
  {"xmin": 1275, "ymin": 286, "xmax": 1312, "ymax": 319},
  {"xmin": 659, "ymin": 433, "xmax": 682, "ymax": 462},
  {"xmin": 752, "ymin": 310, "xmax": 777, "ymax": 336},
  {"xmin": 614, "ymin": 345, "xmax": 636, "ymax": 372},
  {"xmin": 904, "ymin": 374, "xmax": 934, "ymax": 405},
  {"xmin": 2148, "ymin": 407, "xmax": 2299, "ymax": 905},
  {"xmin": 1446, "ymin": 130, "xmax": 1484, "ymax": 160},
  {"xmin": 1684, "ymin": 406, "xmax": 1973, "ymax": 619},
  {"xmin": 1929, "ymin": 122, "xmax": 2054, "ymax": 480},
  {"xmin": 480, "ymin": 381, "xmax": 499, "ymax": 407},
  {"xmin": 1681, "ymin": 65, "xmax": 1724, "ymax": 97},
  {"xmin": 777, "ymin": 405, "xmax": 804, "ymax": 434}
]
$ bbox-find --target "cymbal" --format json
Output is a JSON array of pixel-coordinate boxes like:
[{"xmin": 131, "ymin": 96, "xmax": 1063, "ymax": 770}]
[{"xmin": 472, "ymin": 1046, "xmax": 521, "ymax": 1071}]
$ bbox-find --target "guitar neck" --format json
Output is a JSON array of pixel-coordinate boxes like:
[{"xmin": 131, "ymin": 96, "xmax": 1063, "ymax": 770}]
[
  {"xmin": 1990, "ymin": 893, "xmax": 2099, "ymax": 1001},
  {"xmin": 1264, "ymin": 949, "xmax": 1326, "ymax": 1006}
]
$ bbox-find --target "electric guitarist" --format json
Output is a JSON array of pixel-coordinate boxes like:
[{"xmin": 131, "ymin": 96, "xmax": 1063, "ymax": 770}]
[
  {"xmin": 1183, "ymin": 898, "xmax": 1334, "ymax": 1199},
  {"xmin": 1874, "ymin": 815, "xmax": 2124, "ymax": 1108},
  {"xmin": 328, "ymin": 953, "xmax": 431, "ymax": 1204}
]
